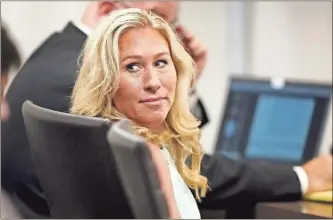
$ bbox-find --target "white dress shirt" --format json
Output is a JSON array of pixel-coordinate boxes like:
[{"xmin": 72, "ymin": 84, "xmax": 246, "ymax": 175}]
[
  {"xmin": 71, "ymin": 21, "xmax": 309, "ymax": 196},
  {"xmin": 161, "ymin": 147, "xmax": 201, "ymax": 219}
]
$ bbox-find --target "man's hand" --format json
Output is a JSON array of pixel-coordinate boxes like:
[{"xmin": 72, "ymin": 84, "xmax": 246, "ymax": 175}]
[
  {"xmin": 175, "ymin": 26, "xmax": 207, "ymax": 81},
  {"xmin": 147, "ymin": 143, "xmax": 181, "ymax": 219},
  {"xmin": 302, "ymin": 154, "xmax": 332, "ymax": 194},
  {"xmin": 81, "ymin": 2, "xmax": 124, "ymax": 30}
]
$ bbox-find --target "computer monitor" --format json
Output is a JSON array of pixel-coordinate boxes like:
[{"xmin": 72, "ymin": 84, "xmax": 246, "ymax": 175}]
[{"xmin": 214, "ymin": 75, "xmax": 332, "ymax": 165}]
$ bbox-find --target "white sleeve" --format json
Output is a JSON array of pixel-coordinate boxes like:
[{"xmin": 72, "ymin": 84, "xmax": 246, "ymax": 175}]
[
  {"xmin": 72, "ymin": 20, "xmax": 91, "ymax": 36},
  {"xmin": 293, "ymin": 166, "xmax": 309, "ymax": 195}
]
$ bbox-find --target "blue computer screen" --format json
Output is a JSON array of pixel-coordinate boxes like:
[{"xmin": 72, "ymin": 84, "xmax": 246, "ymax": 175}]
[
  {"xmin": 215, "ymin": 78, "xmax": 331, "ymax": 164},
  {"xmin": 245, "ymin": 95, "xmax": 315, "ymax": 161}
]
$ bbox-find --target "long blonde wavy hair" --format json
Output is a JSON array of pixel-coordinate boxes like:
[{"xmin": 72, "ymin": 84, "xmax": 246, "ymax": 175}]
[{"xmin": 70, "ymin": 8, "xmax": 208, "ymax": 199}]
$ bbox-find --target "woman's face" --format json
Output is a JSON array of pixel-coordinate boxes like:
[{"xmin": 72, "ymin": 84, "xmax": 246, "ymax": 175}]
[{"xmin": 113, "ymin": 27, "xmax": 177, "ymax": 132}]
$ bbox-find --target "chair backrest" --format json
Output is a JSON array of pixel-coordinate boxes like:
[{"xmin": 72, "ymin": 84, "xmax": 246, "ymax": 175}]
[
  {"xmin": 107, "ymin": 120, "xmax": 170, "ymax": 219},
  {"xmin": 21, "ymin": 100, "xmax": 133, "ymax": 219}
]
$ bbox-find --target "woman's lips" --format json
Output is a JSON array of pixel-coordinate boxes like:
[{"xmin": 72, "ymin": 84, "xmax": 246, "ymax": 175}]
[{"xmin": 140, "ymin": 97, "xmax": 166, "ymax": 103}]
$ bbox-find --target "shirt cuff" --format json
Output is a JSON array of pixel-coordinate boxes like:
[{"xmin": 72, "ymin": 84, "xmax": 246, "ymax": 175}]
[
  {"xmin": 72, "ymin": 20, "xmax": 91, "ymax": 36},
  {"xmin": 293, "ymin": 166, "xmax": 309, "ymax": 195}
]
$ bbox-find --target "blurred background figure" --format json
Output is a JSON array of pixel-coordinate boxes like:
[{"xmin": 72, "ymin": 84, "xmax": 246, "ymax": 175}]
[
  {"xmin": 1, "ymin": 22, "xmax": 22, "ymax": 219},
  {"xmin": 1, "ymin": 23, "xmax": 21, "ymax": 121}
]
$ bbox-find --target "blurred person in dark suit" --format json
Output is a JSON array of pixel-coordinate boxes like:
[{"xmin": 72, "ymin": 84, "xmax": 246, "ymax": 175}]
[
  {"xmin": 1, "ymin": 23, "xmax": 22, "ymax": 219},
  {"xmin": 1, "ymin": 2, "xmax": 332, "ymax": 218}
]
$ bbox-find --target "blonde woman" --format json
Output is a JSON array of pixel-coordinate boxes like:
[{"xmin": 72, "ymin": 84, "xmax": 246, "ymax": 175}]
[{"xmin": 71, "ymin": 8, "xmax": 208, "ymax": 219}]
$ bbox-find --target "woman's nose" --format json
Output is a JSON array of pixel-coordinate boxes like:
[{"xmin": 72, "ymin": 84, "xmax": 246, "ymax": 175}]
[{"xmin": 144, "ymin": 68, "xmax": 161, "ymax": 92}]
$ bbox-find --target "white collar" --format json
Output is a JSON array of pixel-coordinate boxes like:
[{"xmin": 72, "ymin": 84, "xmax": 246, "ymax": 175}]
[{"xmin": 72, "ymin": 20, "xmax": 91, "ymax": 36}]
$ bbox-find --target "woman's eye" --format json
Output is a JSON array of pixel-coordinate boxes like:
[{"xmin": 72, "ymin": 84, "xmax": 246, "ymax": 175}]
[
  {"xmin": 155, "ymin": 60, "xmax": 168, "ymax": 68},
  {"xmin": 126, "ymin": 63, "xmax": 141, "ymax": 73}
]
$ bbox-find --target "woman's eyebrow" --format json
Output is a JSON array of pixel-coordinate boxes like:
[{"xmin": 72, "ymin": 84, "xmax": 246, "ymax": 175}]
[
  {"xmin": 121, "ymin": 52, "xmax": 170, "ymax": 62},
  {"xmin": 154, "ymin": 52, "xmax": 170, "ymax": 58},
  {"xmin": 121, "ymin": 55, "xmax": 142, "ymax": 62}
]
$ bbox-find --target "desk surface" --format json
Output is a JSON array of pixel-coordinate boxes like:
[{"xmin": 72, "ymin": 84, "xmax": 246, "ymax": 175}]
[{"xmin": 256, "ymin": 201, "xmax": 333, "ymax": 219}]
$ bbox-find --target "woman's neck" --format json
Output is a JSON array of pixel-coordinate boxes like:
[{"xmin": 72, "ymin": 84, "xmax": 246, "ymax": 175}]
[{"xmin": 148, "ymin": 123, "xmax": 166, "ymax": 134}]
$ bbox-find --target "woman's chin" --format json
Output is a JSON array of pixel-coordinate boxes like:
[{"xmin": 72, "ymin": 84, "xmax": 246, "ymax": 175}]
[{"xmin": 140, "ymin": 114, "xmax": 167, "ymax": 131}]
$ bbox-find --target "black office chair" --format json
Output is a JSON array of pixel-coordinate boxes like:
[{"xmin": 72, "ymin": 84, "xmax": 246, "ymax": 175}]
[{"xmin": 21, "ymin": 100, "xmax": 133, "ymax": 219}]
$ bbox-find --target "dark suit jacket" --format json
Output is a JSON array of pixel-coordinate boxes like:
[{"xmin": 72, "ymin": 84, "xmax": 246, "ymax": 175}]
[{"xmin": 1, "ymin": 23, "xmax": 302, "ymax": 218}]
